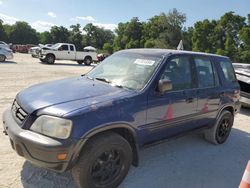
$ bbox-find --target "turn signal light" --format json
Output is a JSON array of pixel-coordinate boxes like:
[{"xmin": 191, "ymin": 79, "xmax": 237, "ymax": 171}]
[{"xmin": 57, "ymin": 153, "xmax": 67, "ymax": 160}]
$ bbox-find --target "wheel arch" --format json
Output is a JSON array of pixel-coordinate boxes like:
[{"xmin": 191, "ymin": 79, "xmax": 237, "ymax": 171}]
[
  {"xmin": 84, "ymin": 55, "xmax": 92, "ymax": 60},
  {"xmin": 46, "ymin": 53, "xmax": 56, "ymax": 59},
  {"xmin": 0, "ymin": 54, "xmax": 6, "ymax": 61},
  {"xmin": 216, "ymin": 105, "xmax": 235, "ymax": 120},
  {"xmin": 73, "ymin": 124, "xmax": 139, "ymax": 167}
]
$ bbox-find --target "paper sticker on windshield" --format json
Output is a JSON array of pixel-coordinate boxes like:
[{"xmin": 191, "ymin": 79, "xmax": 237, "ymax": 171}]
[{"xmin": 134, "ymin": 59, "xmax": 155, "ymax": 66}]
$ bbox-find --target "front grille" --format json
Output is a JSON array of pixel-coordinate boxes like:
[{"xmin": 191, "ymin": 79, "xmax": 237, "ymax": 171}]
[{"xmin": 11, "ymin": 100, "xmax": 28, "ymax": 125}]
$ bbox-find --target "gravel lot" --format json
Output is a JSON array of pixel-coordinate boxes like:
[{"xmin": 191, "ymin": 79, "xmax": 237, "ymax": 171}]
[{"xmin": 0, "ymin": 53, "xmax": 250, "ymax": 188}]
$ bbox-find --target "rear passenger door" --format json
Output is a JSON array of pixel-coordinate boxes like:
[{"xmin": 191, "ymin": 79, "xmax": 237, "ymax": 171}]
[{"xmin": 193, "ymin": 56, "xmax": 221, "ymax": 127}]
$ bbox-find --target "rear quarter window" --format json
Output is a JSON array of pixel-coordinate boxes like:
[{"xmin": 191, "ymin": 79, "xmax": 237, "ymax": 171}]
[{"xmin": 218, "ymin": 59, "xmax": 237, "ymax": 82}]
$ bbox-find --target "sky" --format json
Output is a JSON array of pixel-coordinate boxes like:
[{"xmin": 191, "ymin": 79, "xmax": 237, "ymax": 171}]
[{"xmin": 0, "ymin": 0, "xmax": 249, "ymax": 32}]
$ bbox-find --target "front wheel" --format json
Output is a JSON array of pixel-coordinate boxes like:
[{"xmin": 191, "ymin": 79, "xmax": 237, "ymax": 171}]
[
  {"xmin": 45, "ymin": 54, "xmax": 55, "ymax": 64},
  {"xmin": 72, "ymin": 132, "xmax": 132, "ymax": 188},
  {"xmin": 0, "ymin": 55, "xmax": 6, "ymax": 62},
  {"xmin": 204, "ymin": 110, "xmax": 234, "ymax": 144}
]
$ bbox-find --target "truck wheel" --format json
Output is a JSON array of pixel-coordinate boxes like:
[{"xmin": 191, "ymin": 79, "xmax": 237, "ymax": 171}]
[
  {"xmin": 0, "ymin": 55, "xmax": 6, "ymax": 62},
  {"xmin": 77, "ymin": 60, "xmax": 84, "ymax": 64},
  {"xmin": 84, "ymin": 57, "xmax": 92, "ymax": 66},
  {"xmin": 46, "ymin": 54, "xmax": 55, "ymax": 64},
  {"xmin": 204, "ymin": 110, "xmax": 234, "ymax": 145},
  {"xmin": 72, "ymin": 132, "xmax": 132, "ymax": 188}
]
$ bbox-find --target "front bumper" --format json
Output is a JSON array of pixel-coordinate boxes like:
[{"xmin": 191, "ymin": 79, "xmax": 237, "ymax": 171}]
[
  {"xmin": 2, "ymin": 108, "xmax": 78, "ymax": 172},
  {"xmin": 6, "ymin": 52, "xmax": 13, "ymax": 60}
]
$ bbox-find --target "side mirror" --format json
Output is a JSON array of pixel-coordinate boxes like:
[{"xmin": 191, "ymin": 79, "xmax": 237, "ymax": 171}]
[{"xmin": 158, "ymin": 79, "xmax": 172, "ymax": 94}]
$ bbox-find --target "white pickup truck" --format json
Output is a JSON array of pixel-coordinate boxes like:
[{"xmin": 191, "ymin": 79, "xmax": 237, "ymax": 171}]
[{"xmin": 38, "ymin": 43, "xmax": 98, "ymax": 65}]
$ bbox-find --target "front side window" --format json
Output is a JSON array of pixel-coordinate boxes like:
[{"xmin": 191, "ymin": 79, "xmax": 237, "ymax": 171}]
[
  {"xmin": 194, "ymin": 57, "xmax": 215, "ymax": 88},
  {"xmin": 70, "ymin": 45, "xmax": 74, "ymax": 51},
  {"xmin": 161, "ymin": 56, "xmax": 192, "ymax": 91},
  {"xmin": 61, "ymin": 45, "xmax": 69, "ymax": 51},
  {"xmin": 87, "ymin": 52, "xmax": 163, "ymax": 90}
]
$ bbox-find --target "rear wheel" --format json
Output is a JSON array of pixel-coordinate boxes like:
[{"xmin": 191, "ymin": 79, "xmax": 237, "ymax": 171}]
[
  {"xmin": 0, "ymin": 55, "xmax": 6, "ymax": 62},
  {"xmin": 84, "ymin": 56, "xmax": 92, "ymax": 66},
  {"xmin": 45, "ymin": 54, "xmax": 55, "ymax": 64},
  {"xmin": 72, "ymin": 132, "xmax": 132, "ymax": 188},
  {"xmin": 204, "ymin": 110, "xmax": 234, "ymax": 144}
]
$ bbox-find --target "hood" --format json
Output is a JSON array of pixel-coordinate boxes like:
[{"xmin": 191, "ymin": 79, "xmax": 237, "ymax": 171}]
[{"xmin": 17, "ymin": 76, "xmax": 133, "ymax": 115}]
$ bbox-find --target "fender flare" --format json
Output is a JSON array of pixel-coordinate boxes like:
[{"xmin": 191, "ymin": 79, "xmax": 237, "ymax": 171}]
[{"xmin": 70, "ymin": 123, "xmax": 140, "ymax": 167}]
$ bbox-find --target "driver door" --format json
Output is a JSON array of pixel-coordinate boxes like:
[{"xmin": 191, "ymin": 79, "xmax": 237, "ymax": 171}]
[{"xmin": 145, "ymin": 55, "xmax": 198, "ymax": 143}]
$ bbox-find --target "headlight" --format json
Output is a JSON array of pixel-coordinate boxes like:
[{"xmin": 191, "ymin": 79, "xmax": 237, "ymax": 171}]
[{"xmin": 30, "ymin": 115, "xmax": 72, "ymax": 139}]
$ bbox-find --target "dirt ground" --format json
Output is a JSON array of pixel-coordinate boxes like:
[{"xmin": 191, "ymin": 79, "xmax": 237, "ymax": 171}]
[{"xmin": 0, "ymin": 53, "xmax": 250, "ymax": 188}]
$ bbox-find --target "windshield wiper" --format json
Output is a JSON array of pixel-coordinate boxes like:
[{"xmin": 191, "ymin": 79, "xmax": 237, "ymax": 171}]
[
  {"xmin": 112, "ymin": 84, "xmax": 133, "ymax": 90},
  {"xmin": 95, "ymin": 77, "xmax": 111, "ymax": 83}
]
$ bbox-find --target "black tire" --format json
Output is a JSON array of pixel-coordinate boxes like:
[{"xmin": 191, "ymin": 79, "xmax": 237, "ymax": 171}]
[
  {"xmin": 72, "ymin": 132, "xmax": 132, "ymax": 188},
  {"xmin": 77, "ymin": 60, "xmax": 84, "ymax": 64},
  {"xmin": 204, "ymin": 110, "xmax": 234, "ymax": 144},
  {"xmin": 45, "ymin": 54, "xmax": 55, "ymax": 64},
  {"xmin": 84, "ymin": 56, "xmax": 92, "ymax": 66},
  {"xmin": 0, "ymin": 55, "xmax": 6, "ymax": 62}
]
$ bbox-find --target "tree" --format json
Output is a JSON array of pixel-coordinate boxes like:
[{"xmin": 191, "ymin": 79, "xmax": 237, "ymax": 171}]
[
  {"xmin": 0, "ymin": 19, "xmax": 8, "ymax": 42},
  {"xmin": 9, "ymin": 21, "xmax": 39, "ymax": 44},
  {"xmin": 239, "ymin": 19, "xmax": 250, "ymax": 63},
  {"xmin": 39, "ymin": 31, "xmax": 52, "ymax": 44},
  {"xmin": 83, "ymin": 23, "xmax": 115, "ymax": 49},
  {"xmin": 141, "ymin": 9, "xmax": 186, "ymax": 49},
  {"xmin": 103, "ymin": 43, "xmax": 113, "ymax": 54},
  {"xmin": 69, "ymin": 24, "xmax": 83, "ymax": 50},
  {"xmin": 192, "ymin": 19, "xmax": 219, "ymax": 53},
  {"xmin": 218, "ymin": 12, "xmax": 246, "ymax": 61},
  {"xmin": 182, "ymin": 27, "xmax": 193, "ymax": 50},
  {"xmin": 114, "ymin": 17, "xmax": 143, "ymax": 50},
  {"xmin": 50, "ymin": 26, "xmax": 70, "ymax": 43}
]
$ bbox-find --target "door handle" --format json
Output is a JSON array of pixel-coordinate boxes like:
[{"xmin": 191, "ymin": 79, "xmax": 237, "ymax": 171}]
[{"xmin": 186, "ymin": 97, "xmax": 194, "ymax": 103}]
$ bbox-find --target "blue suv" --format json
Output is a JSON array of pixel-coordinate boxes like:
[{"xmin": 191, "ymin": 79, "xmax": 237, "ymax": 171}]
[{"xmin": 2, "ymin": 49, "xmax": 240, "ymax": 188}]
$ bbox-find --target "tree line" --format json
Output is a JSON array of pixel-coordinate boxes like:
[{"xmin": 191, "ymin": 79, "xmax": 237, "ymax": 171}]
[{"xmin": 0, "ymin": 9, "xmax": 249, "ymax": 63}]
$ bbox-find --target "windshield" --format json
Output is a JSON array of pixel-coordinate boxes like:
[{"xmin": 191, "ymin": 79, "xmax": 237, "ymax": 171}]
[
  {"xmin": 87, "ymin": 51, "xmax": 163, "ymax": 90},
  {"xmin": 51, "ymin": 43, "xmax": 61, "ymax": 49}
]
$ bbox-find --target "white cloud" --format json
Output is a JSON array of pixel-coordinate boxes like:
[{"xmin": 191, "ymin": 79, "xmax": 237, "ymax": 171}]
[
  {"xmin": 31, "ymin": 20, "xmax": 56, "ymax": 32},
  {"xmin": 0, "ymin": 1, "xmax": 3, "ymax": 5},
  {"xmin": 0, "ymin": 13, "xmax": 19, "ymax": 24},
  {"xmin": 48, "ymin": 12, "xmax": 56, "ymax": 18},
  {"xmin": 93, "ymin": 23, "xmax": 117, "ymax": 31},
  {"xmin": 74, "ymin": 16, "xmax": 96, "ymax": 22}
]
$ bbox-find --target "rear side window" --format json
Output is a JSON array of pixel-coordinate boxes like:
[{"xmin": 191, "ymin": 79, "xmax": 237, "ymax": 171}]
[
  {"xmin": 219, "ymin": 60, "xmax": 236, "ymax": 82},
  {"xmin": 70, "ymin": 45, "xmax": 74, "ymax": 51},
  {"xmin": 194, "ymin": 57, "xmax": 215, "ymax": 88}
]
